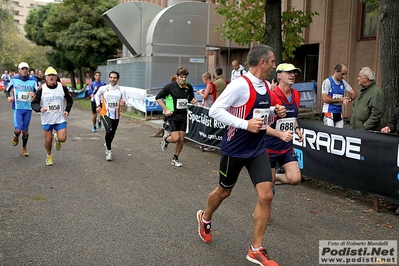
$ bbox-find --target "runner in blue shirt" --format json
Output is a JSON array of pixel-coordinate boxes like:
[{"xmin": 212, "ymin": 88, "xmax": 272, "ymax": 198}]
[
  {"xmin": 1, "ymin": 70, "xmax": 11, "ymax": 92},
  {"xmin": 87, "ymin": 71, "xmax": 106, "ymax": 132},
  {"xmin": 5, "ymin": 62, "xmax": 37, "ymax": 156}
]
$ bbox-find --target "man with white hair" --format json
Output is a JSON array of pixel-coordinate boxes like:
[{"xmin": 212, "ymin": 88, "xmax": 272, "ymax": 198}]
[{"xmin": 350, "ymin": 67, "xmax": 384, "ymax": 130}]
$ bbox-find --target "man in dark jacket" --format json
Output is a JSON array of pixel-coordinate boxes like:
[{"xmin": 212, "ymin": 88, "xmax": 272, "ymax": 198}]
[
  {"xmin": 381, "ymin": 107, "xmax": 399, "ymax": 134},
  {"xmin": 380, "ymin": 107, "xmax": 399, "ymax": 215}
]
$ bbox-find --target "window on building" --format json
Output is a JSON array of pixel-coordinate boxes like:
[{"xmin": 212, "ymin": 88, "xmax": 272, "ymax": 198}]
[{"xmin": 358, "ymin": 1, "xmax": 378, "ymax": 40}]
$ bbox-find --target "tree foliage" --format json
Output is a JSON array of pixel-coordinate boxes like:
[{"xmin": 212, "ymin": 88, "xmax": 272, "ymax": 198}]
[
  {"xmin": 25, "ymin": 5, "xmax": 54, "ymax": 47},
  {"xmin": 25, "ymin": 0, "xmax": 121, "ymax": 88},
  {"xmin": 47, "ymin": 0, "xmax": 121, "ymax": 70},
  {"xmin": 215, "ymin": 0, "xmax": 265, "ymax": 46},
  {"xmin": 0, "ymin": 8, "xmax": 17, "ymax": 71},
  {"xmin": 281, "ymin": 7, "xmax": 317, "ymax": 59},
  {"xmin": 360, "ymin": 0, "xmax": 379, "ymax": 14},
  {"xmin": 215, "ymin": 0, "xmax": 318, "ymax": 61},
  {"xmin": 0, "ymin": 7, "xmax": 50, "ymax": 72}
]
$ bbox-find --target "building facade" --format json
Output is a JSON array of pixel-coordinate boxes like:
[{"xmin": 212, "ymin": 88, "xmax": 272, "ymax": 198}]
[
  {"xmin": 109, "ymin": 0, "xmax": 380, "ymax": 117},
  {"xmin": 286, "ymin": 0, "xmax": 379, "ymax": 116},
  {"xmin": 2, "ymin": 0, "xmax": 49, "ymax": 35}
]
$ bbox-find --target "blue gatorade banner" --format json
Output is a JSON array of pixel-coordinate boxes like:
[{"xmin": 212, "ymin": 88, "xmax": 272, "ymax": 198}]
[{"xmin": 295, "ymin": 120, "xmax": 399, "ymax": 204}]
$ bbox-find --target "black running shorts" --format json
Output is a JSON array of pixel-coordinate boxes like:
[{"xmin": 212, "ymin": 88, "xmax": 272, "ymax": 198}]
[
  {"xmin": 219, "ymin": 152, "xmax": 273, "ymax": 189},
  {"xmin": 101, "ymin": 115, "xmax": 119, "ymax": 134},
  {"xmin": 168, "ymin": 120, "xmax": 187, "ymax": 132}
]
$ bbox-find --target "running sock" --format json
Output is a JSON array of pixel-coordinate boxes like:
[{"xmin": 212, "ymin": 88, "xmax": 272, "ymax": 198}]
[
  {"xmin": 173, "ymin": 154, "xmax": 178, "ymax": 160},
  {"xmin": 251, "ymin": 245, "xmax": 260, "ymax": 252},
  {"xmin": 22, "ymin": 133, "xmax": 29, "ymax": 147},
  {"xmin": 164, "ymin": 136, "xmax": 169, "ymax": 144},
  {"xmin": 202, "ymin": 217, "xmax": 210, "ymax": 224}
]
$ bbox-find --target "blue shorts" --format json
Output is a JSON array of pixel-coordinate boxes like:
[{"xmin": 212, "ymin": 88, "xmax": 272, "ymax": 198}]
[
  {"xmin": 42, "ymin": 121, "xmax": 67, "ymax": 132},
  {"xmin": 267, "ymin": 148, "xmax": 298, "ymax": 168},
  {"xmin": 13, "ymin": 109, "xmax": 32, "ymax": 132}
]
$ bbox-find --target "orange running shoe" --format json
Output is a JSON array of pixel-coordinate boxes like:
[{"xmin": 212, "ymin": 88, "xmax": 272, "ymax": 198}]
[
  {"xmin": 246, "ymin": 247, "xmax": 279, "ymax": 266},
  {"xmin": 196, "ymin": 210, "xmax": 212, "ymax": 243}
]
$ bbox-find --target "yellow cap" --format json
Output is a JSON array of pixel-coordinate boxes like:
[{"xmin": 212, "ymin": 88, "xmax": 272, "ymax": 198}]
[
  {"xmin": 45, "ymin": 66, "xmax": 58, "ymax": 76},
  {"xmin": 276, "ymin": 63, "xmax": 301, "ymax": 73}
]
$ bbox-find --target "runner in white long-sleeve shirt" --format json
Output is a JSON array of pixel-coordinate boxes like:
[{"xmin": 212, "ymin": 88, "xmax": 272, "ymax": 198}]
[
  {"xmin": 197, "ymin": 44, "xmax": 292, "ymax": 266},
  {"xmin": 94, "ymin": 71, "xmax": 127, "ymax": 161}
]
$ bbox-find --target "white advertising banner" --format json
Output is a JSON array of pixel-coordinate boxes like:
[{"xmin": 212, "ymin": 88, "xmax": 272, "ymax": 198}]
[{"xmin": 121, "ymin": 86, "xmax": 147, "ymax": 113}]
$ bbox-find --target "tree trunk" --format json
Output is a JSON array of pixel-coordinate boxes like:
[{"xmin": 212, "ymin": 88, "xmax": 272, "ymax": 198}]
[
  {"xmin": 90, "ymin": 68, "xmax": 96, "ymax": 82},
  {"xmin": 380, "ymin": 0, "xmax": 399, "ymax": 125},
  {"xmin": 78, "ymin": 68, "xmax": 84, "ymax": 90},
  {"xmin": 265, "ymin": 0, "xmax": 282, "ymax": 71},
  {"xmin": 69, "ymin": 69, "xmax": 76, "ymax": 89}
]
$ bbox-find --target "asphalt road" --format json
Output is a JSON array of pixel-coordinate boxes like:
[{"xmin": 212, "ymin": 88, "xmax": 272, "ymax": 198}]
[{"xmin": 0, "ymin": 92, "xmax": 398, "ymax": 266}]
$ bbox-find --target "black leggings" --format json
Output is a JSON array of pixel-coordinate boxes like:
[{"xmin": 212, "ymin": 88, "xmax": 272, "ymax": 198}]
[{"xmin": 102, "ymin": 116, "xmax": 119, "ymax": 150}]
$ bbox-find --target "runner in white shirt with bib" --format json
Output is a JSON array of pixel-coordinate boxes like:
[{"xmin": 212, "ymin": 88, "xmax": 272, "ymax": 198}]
[
  {"xmin": 31, "ymin": 66, "xmax": 74, "ymax": 166},
  {"xmin": 95, "ymin": 71, "xmax": 127, "ymax": 161}
]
